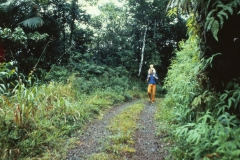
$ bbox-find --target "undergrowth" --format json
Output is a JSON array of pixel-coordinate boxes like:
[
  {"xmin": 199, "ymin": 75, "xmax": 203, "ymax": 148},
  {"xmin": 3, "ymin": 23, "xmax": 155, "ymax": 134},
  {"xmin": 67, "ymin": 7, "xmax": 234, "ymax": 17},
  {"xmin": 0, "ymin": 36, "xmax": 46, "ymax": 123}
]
[
  {"xmin": 0, "ymin": 64, "xmax": 145, "ymax": 159},
  {"xmin": 158, "ymin": 34, "xmax": 240, "ymax": 159}
]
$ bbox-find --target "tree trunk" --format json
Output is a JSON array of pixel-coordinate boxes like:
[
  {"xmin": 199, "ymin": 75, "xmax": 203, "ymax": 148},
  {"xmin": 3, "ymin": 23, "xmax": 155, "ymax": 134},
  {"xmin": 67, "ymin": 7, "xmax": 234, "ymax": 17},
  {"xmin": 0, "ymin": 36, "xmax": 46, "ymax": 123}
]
[
  {"xmin": 138, "ymin": 25, "xmax": 148, "ymax": 76},
  {"xmin": 69, "ymin": 0, "xmax": 77, "ymax": 46}
]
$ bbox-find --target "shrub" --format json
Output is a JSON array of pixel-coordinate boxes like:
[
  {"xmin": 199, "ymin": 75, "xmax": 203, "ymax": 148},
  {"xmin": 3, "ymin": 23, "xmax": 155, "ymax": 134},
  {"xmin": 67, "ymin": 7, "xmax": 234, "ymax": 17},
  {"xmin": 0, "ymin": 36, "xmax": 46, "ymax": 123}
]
[{"xmin": 160, "ymin": 36, "xmax": 240, "ymax": 159}]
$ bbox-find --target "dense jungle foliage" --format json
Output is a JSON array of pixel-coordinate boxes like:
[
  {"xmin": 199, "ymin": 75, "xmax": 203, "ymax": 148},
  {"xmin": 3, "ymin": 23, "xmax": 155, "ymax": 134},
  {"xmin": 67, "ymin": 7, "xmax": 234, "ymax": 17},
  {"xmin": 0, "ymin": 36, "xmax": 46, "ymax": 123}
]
[
  {"xmin": 158, "ymin": 0, "xmax": 240, "ymax": 159},
  {"xmin": 0, "ymin": 0, "xmax": 239, "ymax": 159}
]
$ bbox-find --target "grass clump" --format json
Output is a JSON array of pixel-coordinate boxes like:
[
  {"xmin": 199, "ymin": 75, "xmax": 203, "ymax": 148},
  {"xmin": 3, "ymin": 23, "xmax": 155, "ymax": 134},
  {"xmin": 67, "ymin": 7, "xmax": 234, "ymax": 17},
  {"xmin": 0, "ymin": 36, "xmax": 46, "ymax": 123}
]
[
  {"xmin": 0, "ymin": 78, "xmax": 92, "ymax": 159},
  {"xmin": 155, "ymin": 98, "xmax": 176, "ymax": 137},
  {"xmin": 106, "ymin": 102, "xmax": 144, "ymax": 157}
]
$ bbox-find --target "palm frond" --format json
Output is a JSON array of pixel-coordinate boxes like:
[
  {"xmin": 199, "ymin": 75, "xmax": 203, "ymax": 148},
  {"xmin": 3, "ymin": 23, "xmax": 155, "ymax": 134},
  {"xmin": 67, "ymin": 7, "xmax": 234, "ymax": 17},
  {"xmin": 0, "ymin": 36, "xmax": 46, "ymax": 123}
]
[
  {"xmin": 18, "ymin": 17, "xmax": 44, "ymax": 29},
  {"xmin": 0, "ymin": 0, "xmax": 13, "ymax": 12}
]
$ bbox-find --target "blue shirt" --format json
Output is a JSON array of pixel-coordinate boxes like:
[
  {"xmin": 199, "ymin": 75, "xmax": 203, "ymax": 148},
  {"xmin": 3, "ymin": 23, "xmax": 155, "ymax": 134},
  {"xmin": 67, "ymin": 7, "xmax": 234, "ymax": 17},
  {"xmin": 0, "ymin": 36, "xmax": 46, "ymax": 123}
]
[{"xmin": 147, "ymin": 74, "xmax": 158, "ymax": 84}]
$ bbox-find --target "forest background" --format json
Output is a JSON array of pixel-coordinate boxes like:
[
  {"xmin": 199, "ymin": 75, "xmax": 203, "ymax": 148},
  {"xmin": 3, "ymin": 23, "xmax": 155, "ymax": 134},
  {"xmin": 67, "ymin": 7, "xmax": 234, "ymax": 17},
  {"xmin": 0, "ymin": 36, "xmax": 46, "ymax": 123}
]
[{"xmin": 0, "ymin": 0, "xmax": 240, "ymax": 159}]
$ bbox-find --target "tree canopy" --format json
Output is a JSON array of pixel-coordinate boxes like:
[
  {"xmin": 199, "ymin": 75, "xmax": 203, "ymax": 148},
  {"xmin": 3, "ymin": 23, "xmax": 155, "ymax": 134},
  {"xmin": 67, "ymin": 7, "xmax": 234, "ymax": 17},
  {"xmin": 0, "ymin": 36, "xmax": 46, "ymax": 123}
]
[{"xmin": 0, "ymin": 0, "xmax": 187, "ymax": 81}]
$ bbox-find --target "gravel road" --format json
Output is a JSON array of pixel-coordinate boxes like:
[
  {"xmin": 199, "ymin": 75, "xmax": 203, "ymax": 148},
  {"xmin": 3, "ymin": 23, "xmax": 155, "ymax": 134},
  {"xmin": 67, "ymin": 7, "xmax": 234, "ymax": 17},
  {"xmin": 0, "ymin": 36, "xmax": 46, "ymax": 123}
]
[{"xmin": 66, "ymin": 99, "xmax": 168, "ymax": 160}]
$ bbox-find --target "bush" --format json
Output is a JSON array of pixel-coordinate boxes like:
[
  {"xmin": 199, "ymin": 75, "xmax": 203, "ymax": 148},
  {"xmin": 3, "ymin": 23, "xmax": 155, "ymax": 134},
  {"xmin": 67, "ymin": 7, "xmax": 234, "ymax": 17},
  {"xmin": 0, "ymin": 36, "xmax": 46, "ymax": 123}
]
[{"xmin": 160, "ymin": 36, "xmax": 240, "ymax": 159}]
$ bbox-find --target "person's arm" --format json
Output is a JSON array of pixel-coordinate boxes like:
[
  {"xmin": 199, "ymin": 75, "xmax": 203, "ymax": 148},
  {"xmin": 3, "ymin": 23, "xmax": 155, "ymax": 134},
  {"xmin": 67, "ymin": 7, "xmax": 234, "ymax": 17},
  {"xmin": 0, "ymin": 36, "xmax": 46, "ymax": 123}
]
[
  {"xmin": 153, "ymin": 74, "xmax": 158, "ymax": 79},
  {"xmin": 146, "ymin": 74, "xmax": 150, "ymax": 82}
]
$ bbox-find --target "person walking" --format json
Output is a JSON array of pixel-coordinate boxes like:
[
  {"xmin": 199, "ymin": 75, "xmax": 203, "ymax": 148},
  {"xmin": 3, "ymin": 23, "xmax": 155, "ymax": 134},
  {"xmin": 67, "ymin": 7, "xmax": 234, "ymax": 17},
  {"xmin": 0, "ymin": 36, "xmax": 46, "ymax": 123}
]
[{"xmin": 146, "ymin": 65, "xmax": 158, "ymax": 103}]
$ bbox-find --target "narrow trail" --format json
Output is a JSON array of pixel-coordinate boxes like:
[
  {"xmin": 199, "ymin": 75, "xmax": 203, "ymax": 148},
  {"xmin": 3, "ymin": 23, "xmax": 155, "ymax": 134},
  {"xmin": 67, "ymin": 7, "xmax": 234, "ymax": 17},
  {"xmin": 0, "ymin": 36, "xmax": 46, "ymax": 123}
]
[
  {"xmin": 132, "ymin": 102, "xmax": 166, "ymax": 160},
  {"xmin": 66, "ymin": 99, "xmax": 167, "ymax": 160}
]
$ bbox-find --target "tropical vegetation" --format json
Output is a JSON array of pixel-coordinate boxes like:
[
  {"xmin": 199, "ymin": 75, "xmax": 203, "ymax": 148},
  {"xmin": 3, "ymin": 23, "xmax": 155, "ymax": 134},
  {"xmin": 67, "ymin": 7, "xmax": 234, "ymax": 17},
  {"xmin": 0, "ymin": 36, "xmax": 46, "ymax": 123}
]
[
  {"xmin": 1, "ymin": 0, "xmax": 239, "ymax": 159},
  {"xmin": 157, "ymin": 0, "xmax": 240, "ymax": 159}
]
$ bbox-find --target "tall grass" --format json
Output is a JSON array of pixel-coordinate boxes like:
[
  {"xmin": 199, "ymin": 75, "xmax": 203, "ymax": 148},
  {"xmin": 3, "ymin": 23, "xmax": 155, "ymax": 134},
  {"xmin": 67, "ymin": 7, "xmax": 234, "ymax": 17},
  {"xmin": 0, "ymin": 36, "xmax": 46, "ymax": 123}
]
[{"xmin": 0, "ymin": 72, "xmax": 145, "ymax": 159}]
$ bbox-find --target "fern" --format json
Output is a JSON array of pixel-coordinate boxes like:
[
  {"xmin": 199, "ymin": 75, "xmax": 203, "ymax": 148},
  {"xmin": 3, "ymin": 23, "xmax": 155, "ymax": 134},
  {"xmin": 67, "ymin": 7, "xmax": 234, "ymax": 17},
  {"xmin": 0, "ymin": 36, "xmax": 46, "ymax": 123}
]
[
  {"xmin": 211, "ymin": 20, "xmax": 219, "ymax": 41},
  {"xmin": 216, "ymin": 78, "xmax": 240, "ymax": 115},
  {"xmin": 217, "ymin": 10, "xmax": 228, "ymax": 28},
  {"xmin": 205, "ymin": 16, "xmax": 214, "ymax": 31},
  {"xmin": 204, "ymin": 0, "xmax": 240, "ymax": 41}
]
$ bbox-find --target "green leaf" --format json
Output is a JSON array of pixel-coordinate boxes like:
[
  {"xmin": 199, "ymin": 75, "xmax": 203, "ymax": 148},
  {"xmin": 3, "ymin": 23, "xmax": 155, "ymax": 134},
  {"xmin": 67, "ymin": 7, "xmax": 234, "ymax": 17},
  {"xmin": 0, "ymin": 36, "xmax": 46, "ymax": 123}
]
[
  {"xmin": 206, "ymin": 9, "xmax": 216, "ymax": 19},
  {"xmin": 217, "ymin": 10, "xmax": 228, "ymax": 20},
  {"xmin": 217, "ymin": 11, "xmax": 227, "ymax": 28},
  {"xmin": 231, "ymin": 150, "xmax": 240, "ymax": 156},
  {"xmin": 18, "ymin": 17, "xmax": 44, "ymax": 29},
  {"xmin": 228, "ymin": 98, "xmax": 234, "ymax": 108},
  {"xmin": 220, "ymin": 93, "xmax": 228, "ymax": 100},
  {"xmin": 211, "ymin": 20, "xmax": 219, "ymax": 41},
  {"xmin": 205, "ymin": 17, "xmax": 214, "ymax": 31},
  {"xmin": 224, "ymin": 5, "xmax": 233, "ymax": 15}
]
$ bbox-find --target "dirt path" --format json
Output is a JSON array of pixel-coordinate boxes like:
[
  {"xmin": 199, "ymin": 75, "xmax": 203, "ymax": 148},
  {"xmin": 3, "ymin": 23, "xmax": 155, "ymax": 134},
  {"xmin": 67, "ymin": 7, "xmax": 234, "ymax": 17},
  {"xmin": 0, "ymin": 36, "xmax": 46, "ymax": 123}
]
[
  {"xmin": 131, "ymin": 102, "xmax": 167, "ymax": 160},
  {"xmin": 66, "ymin": 99, "xmax": 167, "ymax": 160}
]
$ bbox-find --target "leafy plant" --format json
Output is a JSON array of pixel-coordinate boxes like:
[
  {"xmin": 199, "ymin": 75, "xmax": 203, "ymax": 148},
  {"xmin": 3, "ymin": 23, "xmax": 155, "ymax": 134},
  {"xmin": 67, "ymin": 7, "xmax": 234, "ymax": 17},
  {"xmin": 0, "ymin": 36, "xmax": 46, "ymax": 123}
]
[
  {"xmin": 162, "ymin": 36, "xmax": 204, "ymax": 123},
  {"xmin": 216, "ymin": 78, "xmax": 240, "ymax": 115},
  {"xmin": 160, "ymin": 16, "xmax": 240, "ymax": 160},
  {"xmin": 204, "ymin": 1, "xmax": 240, "ymax": 41},
  {"xmin": 173, "ymin": 110, "xmax": 240, "ymax": 159}
]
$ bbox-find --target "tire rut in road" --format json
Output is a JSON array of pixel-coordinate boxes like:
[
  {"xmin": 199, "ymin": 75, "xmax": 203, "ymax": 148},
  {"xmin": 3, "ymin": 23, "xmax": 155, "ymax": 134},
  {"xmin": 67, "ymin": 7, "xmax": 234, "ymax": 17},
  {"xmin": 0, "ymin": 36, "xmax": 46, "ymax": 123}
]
[
  {"xmin": 66, "ymin": 99, "xmax": 141, "ymax": 160},
  {"xmin": 131, "ymin": 102, "xmax": 166, "ymax": 160}
]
